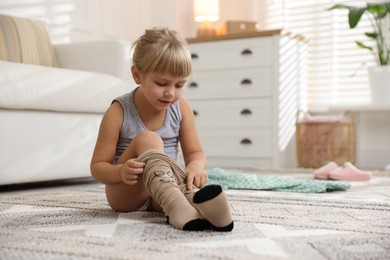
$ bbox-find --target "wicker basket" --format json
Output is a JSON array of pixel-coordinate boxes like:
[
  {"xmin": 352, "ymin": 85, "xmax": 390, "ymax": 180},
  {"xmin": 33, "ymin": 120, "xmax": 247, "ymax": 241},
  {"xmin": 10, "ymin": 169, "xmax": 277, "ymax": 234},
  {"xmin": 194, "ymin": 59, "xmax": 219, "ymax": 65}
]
[{"xmin": 296, "ymin": 121, "xmax": 356, "ymax": 168}]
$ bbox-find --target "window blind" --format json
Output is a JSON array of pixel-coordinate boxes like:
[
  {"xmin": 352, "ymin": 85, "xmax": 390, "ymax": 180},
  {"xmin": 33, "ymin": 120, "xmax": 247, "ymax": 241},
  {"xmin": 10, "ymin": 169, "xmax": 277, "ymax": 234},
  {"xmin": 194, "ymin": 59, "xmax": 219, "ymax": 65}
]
[{"xmin": 262, "ymin": 0, "xmax": 377, "ymax": 111}]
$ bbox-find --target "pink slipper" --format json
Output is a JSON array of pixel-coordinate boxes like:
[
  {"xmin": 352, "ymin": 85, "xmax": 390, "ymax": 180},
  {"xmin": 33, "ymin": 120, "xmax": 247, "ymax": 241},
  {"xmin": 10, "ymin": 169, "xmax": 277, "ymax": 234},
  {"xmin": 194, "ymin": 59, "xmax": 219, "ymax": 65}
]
[
  {"xmin": 328, "ymin": 162, "xmax": 372, "ymax": 181},
  {"xmin": 314, "ymin": 161, "xmax": 339, "ymax": 180}
]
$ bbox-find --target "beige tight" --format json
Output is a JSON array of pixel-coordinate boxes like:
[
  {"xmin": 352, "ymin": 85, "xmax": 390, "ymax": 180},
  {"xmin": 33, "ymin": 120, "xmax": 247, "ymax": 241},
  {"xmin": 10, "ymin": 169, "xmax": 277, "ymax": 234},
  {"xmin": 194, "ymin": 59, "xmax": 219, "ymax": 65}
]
[{"xmin": 138, "ymin": 150, "xmax": 233, "ymax": 231}]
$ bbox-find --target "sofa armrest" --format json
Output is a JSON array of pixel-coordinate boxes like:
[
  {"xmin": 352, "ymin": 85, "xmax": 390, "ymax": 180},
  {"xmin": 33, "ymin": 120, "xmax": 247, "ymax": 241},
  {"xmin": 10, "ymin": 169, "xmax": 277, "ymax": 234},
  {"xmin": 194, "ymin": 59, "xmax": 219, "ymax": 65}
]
[{"xmin": 53, "ymin": 40, "xmax": 132, "ymax": 79}]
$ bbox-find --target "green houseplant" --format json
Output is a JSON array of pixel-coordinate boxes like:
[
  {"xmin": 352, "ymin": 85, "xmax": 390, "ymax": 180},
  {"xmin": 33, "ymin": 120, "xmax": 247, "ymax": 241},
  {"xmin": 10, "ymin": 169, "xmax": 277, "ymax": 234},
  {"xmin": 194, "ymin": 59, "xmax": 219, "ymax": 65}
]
[
  {"xmin": 328, "ymin": 2, "xmax": 390, "ymax": 66},
  {"xmin": 328, "ymin": 2, "xmax": 390, "ymax": 105}
]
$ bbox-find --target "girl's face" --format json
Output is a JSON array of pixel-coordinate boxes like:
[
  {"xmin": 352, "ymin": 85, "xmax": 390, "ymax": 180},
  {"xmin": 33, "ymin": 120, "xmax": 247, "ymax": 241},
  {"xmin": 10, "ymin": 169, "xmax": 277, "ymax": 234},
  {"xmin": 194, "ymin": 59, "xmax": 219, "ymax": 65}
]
[{"xmin": 134, "ymin": 69, "xmax": 187, "ymax": 111}]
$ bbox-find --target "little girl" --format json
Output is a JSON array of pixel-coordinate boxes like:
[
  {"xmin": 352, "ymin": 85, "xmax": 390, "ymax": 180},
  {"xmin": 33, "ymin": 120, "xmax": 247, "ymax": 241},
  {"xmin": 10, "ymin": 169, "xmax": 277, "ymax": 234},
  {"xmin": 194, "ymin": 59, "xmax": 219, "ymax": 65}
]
[{"xmin": 90, "ymin": 28, "xmax": 233, "ymax": 231}]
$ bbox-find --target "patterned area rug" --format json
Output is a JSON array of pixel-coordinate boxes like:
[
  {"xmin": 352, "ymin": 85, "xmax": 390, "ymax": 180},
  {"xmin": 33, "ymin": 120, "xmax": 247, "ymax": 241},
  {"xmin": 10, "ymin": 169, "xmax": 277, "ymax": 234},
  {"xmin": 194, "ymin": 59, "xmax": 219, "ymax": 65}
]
[{"xmin": 1, "ymin": 171, "xmax": 390, "ymax": 260}]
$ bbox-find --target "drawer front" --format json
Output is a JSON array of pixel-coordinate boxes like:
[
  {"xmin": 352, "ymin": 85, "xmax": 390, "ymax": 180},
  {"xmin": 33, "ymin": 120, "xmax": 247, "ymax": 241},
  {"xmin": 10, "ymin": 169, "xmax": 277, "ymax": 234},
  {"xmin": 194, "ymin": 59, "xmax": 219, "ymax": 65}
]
[
  {"xmin": 191, "ymin": 98, "xmax": 272, "ymax": 128},
  {"xmin": 189, "ymin": 37, "xmax": 274, "ymax": 71},
  {"xmin": 198, "ymin": 128, "xmax": 272, "ymax": 158},
  {"xmin": 186, "ymin": 67, "xmax": 272, "ymax": 100}
]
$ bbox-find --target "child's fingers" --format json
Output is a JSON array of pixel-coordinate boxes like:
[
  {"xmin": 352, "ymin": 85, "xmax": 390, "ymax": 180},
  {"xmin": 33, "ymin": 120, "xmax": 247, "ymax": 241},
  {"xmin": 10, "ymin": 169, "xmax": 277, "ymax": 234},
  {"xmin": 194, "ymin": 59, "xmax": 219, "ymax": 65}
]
[
  {"xmin": 122, "ymin": 171, "xmax": 139, "ymax": 185},
  {"xmin": 128, "ymin": 159, "xmax": 145, "ymax": 168},
  {"xmin": 198, "ymin": 176, "xmax": 206, "ymax": 188},
  {"xmin": 186, "ymin": 175, "xmax": 194, "ymax": 190}
]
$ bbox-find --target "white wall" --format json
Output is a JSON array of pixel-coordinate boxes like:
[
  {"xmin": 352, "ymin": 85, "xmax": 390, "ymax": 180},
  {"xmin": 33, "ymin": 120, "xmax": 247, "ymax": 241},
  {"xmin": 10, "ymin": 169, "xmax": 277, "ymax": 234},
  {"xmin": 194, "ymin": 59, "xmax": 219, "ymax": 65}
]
[
  {"xmin": 1, "ymin": 0, "xmax": 154, "ymax": 43},
  {"xmin": 0, "ymin": 0, "xmax": 264, "ymax": 43}
]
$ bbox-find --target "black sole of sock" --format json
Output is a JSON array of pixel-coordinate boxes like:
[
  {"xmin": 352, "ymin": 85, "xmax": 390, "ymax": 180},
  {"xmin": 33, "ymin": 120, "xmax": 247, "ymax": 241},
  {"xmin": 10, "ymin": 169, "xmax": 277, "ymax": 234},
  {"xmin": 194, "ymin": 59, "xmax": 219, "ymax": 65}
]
[
  {"xmin": 193, "ymin": 184, "xmax": 222, "ymax": 204},
  {"xmin": 183, "ymin": 218, "xmax": 211, "ymax": 231},
  {"xmin": 167, "ymin": 216, "xmax": 211, "ymax": 231},
  {"xmin": 212, "ymin": 221, "xmax": 234, "ymax": 232}
]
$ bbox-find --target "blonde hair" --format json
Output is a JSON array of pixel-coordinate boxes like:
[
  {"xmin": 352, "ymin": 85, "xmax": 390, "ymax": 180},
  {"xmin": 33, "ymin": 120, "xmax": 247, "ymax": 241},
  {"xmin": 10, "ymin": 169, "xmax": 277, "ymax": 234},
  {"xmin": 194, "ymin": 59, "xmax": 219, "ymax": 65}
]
[{"xmin": 132, "ymin": 28, "xmax": 192, "ymax": 77}]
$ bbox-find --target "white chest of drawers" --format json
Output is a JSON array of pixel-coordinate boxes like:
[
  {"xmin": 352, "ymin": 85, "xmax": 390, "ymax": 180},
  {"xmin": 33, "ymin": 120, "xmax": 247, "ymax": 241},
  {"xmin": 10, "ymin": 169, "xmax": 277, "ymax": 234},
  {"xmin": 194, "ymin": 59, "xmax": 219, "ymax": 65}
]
[{"xmin": 184, "ymin": 30, "xmax": 307, "ymax": 169}]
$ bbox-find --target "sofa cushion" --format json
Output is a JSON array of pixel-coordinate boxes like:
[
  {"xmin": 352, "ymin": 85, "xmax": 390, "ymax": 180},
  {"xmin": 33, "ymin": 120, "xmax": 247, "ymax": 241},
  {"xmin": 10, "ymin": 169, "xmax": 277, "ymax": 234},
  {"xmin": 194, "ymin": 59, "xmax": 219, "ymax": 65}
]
[
  {"xmin": 0, "ymin": 13, "xmax": 57, "ymax": 67},
  {"xmin": 0, "ymin": 61, "xmax": 132, "ymax": 113}
]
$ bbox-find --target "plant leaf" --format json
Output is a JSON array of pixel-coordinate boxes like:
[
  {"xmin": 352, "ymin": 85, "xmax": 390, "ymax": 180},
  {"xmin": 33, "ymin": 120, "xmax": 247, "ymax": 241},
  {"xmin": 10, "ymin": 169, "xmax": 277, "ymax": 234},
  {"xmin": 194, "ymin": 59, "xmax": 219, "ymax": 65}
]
[
  {"xmin": 386, "ymin": 3, "xmax": 390, "ymax": 13},
  {"xmin": 326, "ymin": 4, "xmax": 366, "ymax": 28},
  {"xmin": 355, "ymin": 41, "xmax": 373, "ymax": 51},
  {"xmin": 367, "ymin": 3, "xmax": 387, "ymax": 18},
  {"xmin": 326, "ymin": 4, "xmax": 350, "ymax": 11},
  {"xmin": 378, "ymin": 49, "xmax": 388, "ymax": 66},
  {"xmin": 365, "ymin": 32, "xmax": 378, "ymax": 39},
  {"xmin": 349, "ymin": 7, "xmax": 366, "ymax": 28}
]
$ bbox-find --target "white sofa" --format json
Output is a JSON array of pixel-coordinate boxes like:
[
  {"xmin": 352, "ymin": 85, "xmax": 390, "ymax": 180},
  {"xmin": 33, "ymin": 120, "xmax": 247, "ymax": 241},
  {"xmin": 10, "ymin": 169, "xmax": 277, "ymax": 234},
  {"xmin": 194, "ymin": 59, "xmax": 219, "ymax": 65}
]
[{"xmin": 0, "ymin": 40, "xmax": 134, "ymax": 185}]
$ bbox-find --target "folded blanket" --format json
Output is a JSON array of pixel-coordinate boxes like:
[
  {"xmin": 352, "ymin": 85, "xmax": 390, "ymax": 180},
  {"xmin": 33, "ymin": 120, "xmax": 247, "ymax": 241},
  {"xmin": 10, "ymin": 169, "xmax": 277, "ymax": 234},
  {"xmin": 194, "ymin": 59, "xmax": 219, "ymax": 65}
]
[{"xmin": 207, "ymin": 168, "xmax": 351, "ymax": 193}]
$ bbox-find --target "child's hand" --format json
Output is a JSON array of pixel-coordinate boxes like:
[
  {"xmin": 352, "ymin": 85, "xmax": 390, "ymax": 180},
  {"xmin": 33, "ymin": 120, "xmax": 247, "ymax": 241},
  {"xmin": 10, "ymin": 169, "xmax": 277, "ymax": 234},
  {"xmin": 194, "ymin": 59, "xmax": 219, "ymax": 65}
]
[
  {"xmin": 185, "ymin": 164, "xmax": 208, "ymax": 190},
  {"xmin": 120, "ymin": 159, "xmax": 145, "ymax": 185}
]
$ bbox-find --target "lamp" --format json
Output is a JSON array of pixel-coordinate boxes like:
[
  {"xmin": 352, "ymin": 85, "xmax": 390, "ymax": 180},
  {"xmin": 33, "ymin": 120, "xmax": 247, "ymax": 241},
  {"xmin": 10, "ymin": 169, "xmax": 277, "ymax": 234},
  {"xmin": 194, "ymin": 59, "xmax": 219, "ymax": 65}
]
[{"xmin": 193, "ymin": 0, "xmax": 219, "ymax": 37}]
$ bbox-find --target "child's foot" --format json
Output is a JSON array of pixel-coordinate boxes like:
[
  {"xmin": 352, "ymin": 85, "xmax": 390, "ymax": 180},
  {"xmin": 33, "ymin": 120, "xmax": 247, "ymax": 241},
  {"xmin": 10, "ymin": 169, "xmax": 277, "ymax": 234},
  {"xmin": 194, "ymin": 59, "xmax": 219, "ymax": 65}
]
[
  {"xmin": 166, "ymin": 216, "xmax": 210, "ymax": 231},
  {"xmin": 191, "ymin": 185, "xmax": 234, "ymax": 232},
  {"xmin": 182, "ymin": 219, "xmax": 211, "ymax": 231}
]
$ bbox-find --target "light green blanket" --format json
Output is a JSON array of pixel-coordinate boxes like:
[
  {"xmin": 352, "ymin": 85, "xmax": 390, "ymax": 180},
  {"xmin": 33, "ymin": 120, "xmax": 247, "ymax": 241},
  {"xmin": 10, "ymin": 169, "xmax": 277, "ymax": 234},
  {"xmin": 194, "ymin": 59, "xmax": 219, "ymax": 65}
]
[{"xmin": 207, "ymin": 168, "xmax": 351, "ymax": 193}]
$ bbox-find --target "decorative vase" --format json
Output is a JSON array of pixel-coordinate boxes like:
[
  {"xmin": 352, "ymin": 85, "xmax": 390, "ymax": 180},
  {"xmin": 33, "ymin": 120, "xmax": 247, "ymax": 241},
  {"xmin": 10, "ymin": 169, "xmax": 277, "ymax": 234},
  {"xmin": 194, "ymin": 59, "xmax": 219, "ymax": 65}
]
[{"xmin": 368, "ymin": 66, "xmax": 390, "ymax": 106}]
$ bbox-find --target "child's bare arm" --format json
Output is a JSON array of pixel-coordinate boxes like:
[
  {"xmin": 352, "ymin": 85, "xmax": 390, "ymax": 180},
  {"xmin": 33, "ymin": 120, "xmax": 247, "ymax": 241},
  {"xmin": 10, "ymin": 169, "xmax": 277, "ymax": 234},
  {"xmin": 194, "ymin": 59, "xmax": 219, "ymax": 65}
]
[
  {"xmin": 90, "ymin": 102, "xmax": 127, "ymax": 184},
  {"xmin": 179, "ymin": 98, "xmax": 208, "ymax": 190}
]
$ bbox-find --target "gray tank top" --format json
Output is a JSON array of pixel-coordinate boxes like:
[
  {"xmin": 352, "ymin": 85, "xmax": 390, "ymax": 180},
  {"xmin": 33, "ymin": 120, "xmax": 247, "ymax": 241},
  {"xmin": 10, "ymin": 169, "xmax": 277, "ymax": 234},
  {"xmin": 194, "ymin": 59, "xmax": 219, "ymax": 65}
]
[{"xmin": 113, "ymin": 88, "xmax": 181, "ymax": 161}]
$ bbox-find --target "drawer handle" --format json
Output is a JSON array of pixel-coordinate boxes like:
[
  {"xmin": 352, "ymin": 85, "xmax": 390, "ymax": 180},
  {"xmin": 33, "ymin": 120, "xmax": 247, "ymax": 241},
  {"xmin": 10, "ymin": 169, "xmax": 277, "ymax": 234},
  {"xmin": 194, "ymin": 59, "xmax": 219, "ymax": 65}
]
[
  {"xmin": 193, "ymin": 110, "xmax": 199, "ymax": 116},
  {"xmin": 191, "ymin": 53, "xmax": 199, "ymax": 59},
  {"xmin": 240, "ymin": 138, "xmax": 252, "ymax": 145},
  {"xmin": 240, "ymin": 79, "xmax": 252, "ymax": 85},
  {"xmin": 189, "ymin": 82, "xmax": 198, "ymax": 88},
  {"xmin": 240, "ymin": 109, "xmax": 252, "ymax": 115},
  {"xmin": 241, "ymin": 49, "xmax": 253, "ymax": 55}
]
